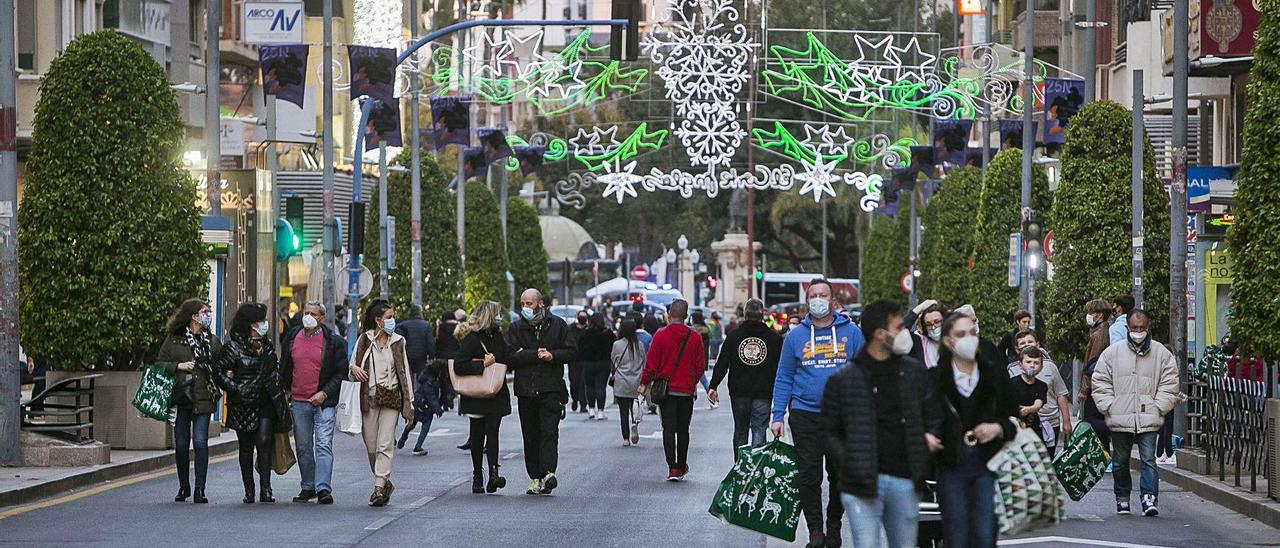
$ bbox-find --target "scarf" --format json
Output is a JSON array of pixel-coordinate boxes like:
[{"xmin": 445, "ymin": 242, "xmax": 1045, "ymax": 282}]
[
  {"xmin": 184, "ymin": 328, "xmax": 220, "ymax": 397},
  {"xmin": 1128, "ymin": 334, "xmax": 1152, "ymax": 357}
]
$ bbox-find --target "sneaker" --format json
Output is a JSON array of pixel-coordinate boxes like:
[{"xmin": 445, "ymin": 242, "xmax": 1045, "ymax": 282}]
[
  {"xmin": 540, "ymin": 473, "xmax": 558, "ymax": 494},
  {"xmin": 396, "ymin": 438, "xmax": 406, "ymax": 450},
  {"xmin": 678, "ymin": 464, "xmax": 689, "ymax": 480},
  {"xmin": 526, "ymin": 479, "xmax": 542, "ymax": 495},
  {"xmin": 412, "ymin": 448, "xmax": 428, "ymax": 456},
  {"xmin": 1141, "ymin": 495, "xmax": 1159, "ymax": 517},
  {"xmin": 292, "ymin": 489, "xmax": 317, "ymax": 503},
  {"xmin": 1116, "ymin": 500, "xmax": 1132, "ymax": 515},
  {"xmin": 709, "ymin": 401, "xmax": 719, "ymax": 410},
  {"xmin": 598, "ymin": 411, "xmax": 608, "ymax": 421},
  {"xmin": 317, "ymin": 490, "xmax": 333, "ymax": 504},
  {"xmin": 629, "ymin": 423, "xmax": 640, "ymax": 445},
  {"xmin": 1106, "ymin": 462, "xmax": 1114, "ymax": 473},
  {"xmin": 623, "ymin": 439, "xmax": 631, "ymax": 447},
  {"xmin": 667, "ymin": 468, "xmax": 681, "ymax": 481}
]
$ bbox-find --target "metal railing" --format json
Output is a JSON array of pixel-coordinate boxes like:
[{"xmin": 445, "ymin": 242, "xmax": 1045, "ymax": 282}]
[{"xmin": 1193, "ymin": 375, "xmax": 1269, "ymax": 492}]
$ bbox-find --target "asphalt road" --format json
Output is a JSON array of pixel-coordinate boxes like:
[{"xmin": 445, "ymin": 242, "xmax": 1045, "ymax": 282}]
[{"xmin": 1, "ymin": 386, "xmax": 1276, "ymax": 547}]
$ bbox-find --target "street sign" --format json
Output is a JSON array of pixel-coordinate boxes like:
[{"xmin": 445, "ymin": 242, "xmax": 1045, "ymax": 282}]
[
  {"xmin": 631, "ymin": 264, "xmax": 650, "ymax": 280},
  {"xmin": 340, "ymin": 264, "xmax": 374, "ymax": 299},
  {"xmin": 219, "ymin": 118, "xmax": 245, "ymax": 157},
  {"xmin": 900, "ymin": 272, "xmax": 913, "ymax": 294},
  {"xmin": 1044, "ymin": 230, "xmax": 1055, "ymax": 262},
  {"xmin": 1008, "ymin": 233, "xmax": 1022, "ymax": 288},
  {"xmin": 243, "ymin": 2, "xmax": 304, "ymax": 44}
]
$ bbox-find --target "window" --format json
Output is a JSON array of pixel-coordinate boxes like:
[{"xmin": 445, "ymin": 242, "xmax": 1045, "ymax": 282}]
[{"xmin": 17, "ymin": 0, "xmax": 35, "ymax": 70}]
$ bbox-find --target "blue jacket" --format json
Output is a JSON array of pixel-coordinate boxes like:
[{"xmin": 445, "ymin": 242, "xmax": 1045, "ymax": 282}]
[
  {"xmin": 772, "ymin": 313, "xmax": 864, "ymax": 422},
  {"xmin": 1109, "ymin": 314, "xmax": 1128, "ymax": 345}
]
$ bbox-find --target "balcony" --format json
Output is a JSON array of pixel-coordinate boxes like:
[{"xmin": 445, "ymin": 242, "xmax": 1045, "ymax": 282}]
[{"xmin": 1012, "ymin": 9, "xmax": 1062, "ymax": 51}]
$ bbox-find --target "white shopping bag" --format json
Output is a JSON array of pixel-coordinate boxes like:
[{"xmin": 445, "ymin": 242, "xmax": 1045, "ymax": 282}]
[{"xmin": 336, "ymin": 380, "xmax": 362, "ymax": 435}]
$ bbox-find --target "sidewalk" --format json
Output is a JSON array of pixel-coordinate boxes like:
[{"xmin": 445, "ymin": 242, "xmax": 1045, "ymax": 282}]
[
  {"xmin": 0, "ymin": 435, "xmax": 238, "ymax": 508},
  {"xmin": 1137, "ymin": 449, "xmax": 1280, "ymax": 529}
]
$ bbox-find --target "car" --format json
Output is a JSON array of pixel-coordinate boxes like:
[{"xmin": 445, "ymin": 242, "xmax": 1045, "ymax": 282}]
[
  {"xmin": 641, "ymin": 289, "xmax": 685, "ymax": 307},
  {"xmin": 609, "ymin": 300, "xmax": 667, "ymax": 324},
  {"xmin": 549, "ymin": 304, "xmax": 585, "ymax": 321},
  {"xmin": 769, "ymin": 302, "xmax": 808, "ymax": 325}
]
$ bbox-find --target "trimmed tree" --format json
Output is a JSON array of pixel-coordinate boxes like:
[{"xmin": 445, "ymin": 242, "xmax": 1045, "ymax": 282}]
[
  {"xmin": 862, "ymin": 210, "xmax": 910, "ymax": 304},
  {"xmin": 507, "ymin": 197, "xmax": 551, "ymax": 299},
  {"xmin": 363, "ymin": 150, "xmax": 463, "ymax": 320},
  {"xmin": 20, "ymin": 30, "xmax": 207, "ymax": 370},
  {"xmin": 918, "ymin": 167, "xmax": 982, "ymax": 308},
  {"xmin": 965, "ymin": 148, "xmax": 1052, "ymax": 330},
  {"xmin": 462, "ymin": 182, "xmax": 510, "ymax": 309},
  {"xmin": 1043, "ymin": 101, "xmax": 1168, "ymax": 358},
  {"xmin": 1229, "ymin": 0, "xmax": 1280, "ymax": 359}
]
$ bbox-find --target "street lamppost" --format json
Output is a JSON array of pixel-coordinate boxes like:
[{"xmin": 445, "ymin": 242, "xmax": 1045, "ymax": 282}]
[
  {"xmin": 676, "ymin": 234, "xmax": 689, "ymax": 296},
  {"xmin": 689, "ymin": 249, "xmax": 701, "ymax": 305},
  {"xmin": 665, "ymin": 248, "xmax": 678, "ymax": 291}
]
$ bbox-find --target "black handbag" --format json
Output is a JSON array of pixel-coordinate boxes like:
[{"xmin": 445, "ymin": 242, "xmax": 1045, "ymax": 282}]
[{"xmin": 647, "ymin": 330, "xmax": 692, "ymax": 404}]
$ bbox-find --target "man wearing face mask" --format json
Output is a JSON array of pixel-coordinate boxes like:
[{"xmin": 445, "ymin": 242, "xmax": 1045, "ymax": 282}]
[
  {"xmin": 1091, "ymin": 309, "xmax": 1179, "ymax": 517},
  {"xmin": 822, "ymin": 300, "xmax": 943, "ymax": 548},
  {"xmin": 279, "ymin": 302, "xmax": 349, "ymax": 504},
  {"xmin": 506, "ymin": 288, "xmax": 578, "ymax": 495},
  {"xmin": 771, "ymin": 278, "xmax": 865, "ymax": 548}
]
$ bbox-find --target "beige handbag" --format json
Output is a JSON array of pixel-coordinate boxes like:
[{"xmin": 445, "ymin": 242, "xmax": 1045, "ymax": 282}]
[{"xmin": 448, "ymin": 342, "xmax": 507, "ymax": 398}]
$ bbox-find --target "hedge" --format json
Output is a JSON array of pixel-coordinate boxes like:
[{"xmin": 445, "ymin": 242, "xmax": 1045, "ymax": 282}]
[
  {"xmin": 918, "ymin": 166, "xmax": 982, "ymax": 309},
  {"xmin": 507, "ymin": 196, "xmax": 551, "ymax": 301},
  {"xmin": 19, "ymin": 31, "xmax": 207, "ymax": 370},
  {"xmin": 1043, "ymin": 101, "xmax": 1169, "ymax": 358},
  {"xmin": 862, "ymin": 209, "xmax": 910, "ymax": 304},
  {"xmin": 462, "ymin": 182, "xmax": 510, "ymax": 309}
]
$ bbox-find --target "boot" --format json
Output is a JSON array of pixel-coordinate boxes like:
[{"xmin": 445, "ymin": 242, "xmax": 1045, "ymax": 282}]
[
  {"xmin": 259, "ymin": 485, "xmax": 275, "ymax": 503},
  {"xmin": 174, "ymin": 486, "xmax": 190, "ymax": 502},
  {"xmin": 825, "ymin": 524, "xmax": 843, "ymax": 547},
  {"xmin": 193, "ymin": 488, "xmax": 208, "ymax": 504},
  {"xmin": 805, "ymin": 530, "xmax": 826, "ymax": 548},
  {"xmin": 243, "ymin": 486, "xmax": 256, "ymax": 504},
  {"xmin": 486, "ymin": 465, "xmax": 507, "ymax": 494},
  {"xmin": 472, "ymin": 470, "xmax": 485, "ymax": 494},
  {"xmin": 369, "ymin": 486, "xmax": 387, "ymax": 507}
]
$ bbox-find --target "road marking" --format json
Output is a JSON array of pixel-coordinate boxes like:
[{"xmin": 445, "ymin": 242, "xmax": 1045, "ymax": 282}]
[
  {"xmin": 407, "ymin": 495, "xmax": 436, "ymax": 509},
  {"xmin": 640, "ymin": 431, "xmax": 664, "ymax": 439},
  {"xmin": 448, "ymin": 477, "xmax": 468, "ymax": 487},
  {"xmin": 999, "ymin": 537, "xmax": 1172, "ymax": 548},
  {"xmin": 502, "ymin": 452, "xmax": 519, "ymax": 460},
  {"xmin": 364, "ymin": 517, "xmax": 396, "ymax": 531},
  {"xmin": 427, "ymin": 428, "xmax": 461, "ymax": 437},
  {"xmin": 0, "ymin": 453, "xmax": 238, "ymax": 520}
]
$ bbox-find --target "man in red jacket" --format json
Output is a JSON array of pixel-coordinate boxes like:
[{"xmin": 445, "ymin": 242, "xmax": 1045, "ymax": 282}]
[{"xmin": 638, "ymin": 300, "xmax": 706, "ymax": 481}]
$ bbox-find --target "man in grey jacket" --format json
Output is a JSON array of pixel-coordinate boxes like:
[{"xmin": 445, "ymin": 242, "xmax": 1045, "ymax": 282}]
[{"xmin": 1091, "ymin": 309, "xmax": 1179, "ymax": 517}]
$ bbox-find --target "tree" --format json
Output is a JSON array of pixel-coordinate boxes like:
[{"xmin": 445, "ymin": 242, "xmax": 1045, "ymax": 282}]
[
  {"xmin": 19, "ymin": 31, "xmax": 207, "ymax": 370},
  {"xmin": 462, "ymin": 182, "xmax": 510, "ymax": 309},
  {"xmin": 965, "ymin": 149, "xmax": 1052, "ymax": 330},
  {"xmin": 363, "ymin": 150, "xmax": 463, "ymax": 321},
  {"xmin": 861, "ymin": 210, "xmax": 910, "ymax": 304},
  {"xmin": 1043, "ymin": 101, "xmax": 1169, "ymax": 358},
  {"xmin": 1229, "ymin": 0, "xmax": 1280, "ymax": 359},
  {"xmin": 918, "ymin": 167, "xmax": 982, "ymax": 308},
  {"xmin": 507, "ymin": 197, "xmax": 551, "ymax": 299}
]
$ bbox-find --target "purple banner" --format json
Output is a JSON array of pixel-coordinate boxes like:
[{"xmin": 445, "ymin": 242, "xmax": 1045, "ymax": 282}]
[
  {"xmin": 462, "ymin": 146, "xmax": 488, "ymax": 180},
  {"xmin": 430, "ymin": 96, "xmax": 471, "ymax": 150},
  {"xmin": 999, "ymin": 119, "xmax": 1039, "ymax": 150},
  {"xmin": 260, "ymin": 45, "xmax": 308, "ymax": 108},
  {"xmin": 1043, "ymin": 78, "xmax": 1085, "ymax": 144},
  {"xmin": 476, "ymin": 128, "xmax": 514, "ymax": 165},
  {"xmin": 347, "ymin": 45, "xmax": 396, "ymax": 105},
  {"xmin": 932, "ymin": 118, "xmax": 972, "ymax": 170},
  {"xmin": 908, "ymin": 146, "xmax": 936, "ymax": 179},
  {"xmin": 513, "ymin": 145, "xmax": 546, "ymax": 176},
  {"xmin": 363, "ymin": 100, "xmax": 402, "ymax": 151}
]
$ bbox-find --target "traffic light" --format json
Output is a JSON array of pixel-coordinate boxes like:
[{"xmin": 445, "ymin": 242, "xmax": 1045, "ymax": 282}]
[
  {"xmin": 610, "ymin": 0, "xmax": 640, "ymax": 61},
  {"xmin": 705, "ymin": 276, "xmax": 718, "ymax": 301},
  {"xmin": 285, "ymin": 196, "xmax": 304, "ymax": 251},
  {"xmin": 1022, "ymin": 212, "xmax": 1044, "ymax": 276},
  {"xmin": 275, "ymin": 218, "xmax": 301, "ymax": 261}
]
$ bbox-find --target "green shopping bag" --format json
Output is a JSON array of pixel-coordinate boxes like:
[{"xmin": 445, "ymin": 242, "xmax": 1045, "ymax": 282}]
[
  {"xmin": 709, "ymin": 444, "xmax": 764, "ymax": 521},
  {"xmin": 1052, "ymin": 422, "xmax": 1111, "ymax": 501},
  {"xmin": 987, "ymin": 420, "xmax": 1065, "ymax": 535},
  {"xmin": 726, "ymin": 440, "xmax": 802, "ymax": 542},
  {"xmin": 132, "ymin": 364, "xmax": 175, "ymax": 421}
]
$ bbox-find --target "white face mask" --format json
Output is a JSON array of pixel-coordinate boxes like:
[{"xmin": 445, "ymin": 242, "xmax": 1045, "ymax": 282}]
[
  {"xmin": 952, "ymin": 336, "xmax": 980, "ymax": 361},
  {"xmin": 302, "ymin": 314, "xmax": 319, "ymax": 330},
  {"xmin": 1085, "ymin": 314, "xmax": 1097, "ymax": 327},
  {"xmin": 808, "ymin": 298, "xmax": 831, "ymax": 319},
  {"xmin": 891, "ymin": 328, "xmax": 914, "ymax": 356},
  {"xmin": 1129, "ymin": 331, "xmax": 1148, "ymax": 344},
  {"xmin": 926, "ymin": 327, "xmax": 942, "ymax": 341}
]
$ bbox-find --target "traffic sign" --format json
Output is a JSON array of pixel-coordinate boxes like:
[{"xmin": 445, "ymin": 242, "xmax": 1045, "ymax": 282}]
[
  {"xmin": 900, "ymin": 272, "xmax": 914, "ymax": 294},
  {"xmin": 631, "ymin": 264, "xmax": 650, "ymax": 280},
  {"xmin": 1044, "ymin": 230, "xmax": 1055, "ymax": 262}
]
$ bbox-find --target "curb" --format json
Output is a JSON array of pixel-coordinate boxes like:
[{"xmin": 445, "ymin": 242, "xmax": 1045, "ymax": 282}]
[
  {"xmin": 1, "ymin": 436, "xmax": 239, "ymax": 508},
  {"xmin": 1132, "ymin": 458, "xmax": 1280, "ymax": 529}
]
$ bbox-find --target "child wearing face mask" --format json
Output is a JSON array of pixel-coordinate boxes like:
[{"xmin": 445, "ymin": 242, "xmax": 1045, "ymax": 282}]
[{"xmin": 1008, "ymin": 347, "xmax": 1049, "ymax": 439}]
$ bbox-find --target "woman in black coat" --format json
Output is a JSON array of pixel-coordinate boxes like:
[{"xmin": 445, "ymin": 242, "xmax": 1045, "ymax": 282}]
[
  {"xmin": 577, "ymin": 311, "xmax": 616, "ymax": 420},
  {"xmin": 453, "ymin": 300, "xmax": 512, "ymax": 494},
  {"xmin": 932, "ymin": 311, "xmax": 1017, "ymax": 548},
  {"xmin": 213, "ymin": 302, "xmax": 288, "ymax": 504}
]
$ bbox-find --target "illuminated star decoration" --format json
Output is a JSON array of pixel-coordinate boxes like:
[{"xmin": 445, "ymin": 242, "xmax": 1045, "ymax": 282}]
[
  {"xmin": 599, "ymin": 162, "xmax": 642, "ymax": 204},
  {"xmin": 795, "ymin": 157, "xmax": 842, "ymax": 202}
]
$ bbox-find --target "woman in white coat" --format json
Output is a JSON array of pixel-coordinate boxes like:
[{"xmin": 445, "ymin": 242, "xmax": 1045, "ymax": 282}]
[{"xmin": 610, "ymin": 319, "xmax": 647, "ymax": 446}]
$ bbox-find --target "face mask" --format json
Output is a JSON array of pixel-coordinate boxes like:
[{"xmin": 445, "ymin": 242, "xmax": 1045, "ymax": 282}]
[
  {"xmin": 302, "ymin": 314, "xmax": 319, "ymax": 330},
  {"xmin": 382, "ymin": 318, "xmax": 397, "ymax": 335},
  {"xmin": 1086, "ymin": 314, "xmax": 1097, "ymax": 327},
  {"xmin": 199, "ymin": 313, "xmax": 212, "ymax": 328},
  {"xmin": 254, "ymin": 322, "xmax": 269, "ymax": 337},
  {"xmin": 521, "ymin": 307, "xmax": 537, "ymax": 321},
  {"xmin": 1128, "ymin": 331, "xmax": 1147, "ymax": 344},
  {"xmin": 808, "ymin": 298, "xmax": 831, "ymax": 319},
  {"xmin": 1021, "ymin": 364, "xmax": 1038, "ymax": 377},
  {"xmin": 891, "ymin": 328, "xmax": 913, "ymax": 355},
  {"xmin": 927, "ymin": 327, "xmax": 942, "ymax": 341},
  {"xmin": 952, "ymin": 336, "xmax": 980, "ymax": 361}
]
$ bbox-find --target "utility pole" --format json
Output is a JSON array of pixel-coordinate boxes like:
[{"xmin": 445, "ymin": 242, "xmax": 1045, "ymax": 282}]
[
  {"xmin": 266, "ymin": 97, "xmax": 279, "ymax": 344},
  {"xmin": 410, "ymin": 0, "xmax": 423, "ymax": 307},
  {"xmin": 207, "ymin": 0, "xmax": 222, "ymax": 216},
  {"xmin": 1019, "ymin": 0, "xmax": 1035, "ymax": 310},
  {"xmin": 745, "ymin": 0, "xmax": 756, "ymax": 299},
  {"xmin": 322, "ymin": 0, "xmax": 337, "ymax": 325},
  {"xmin": 1132, "ymin": 71, "xmax": 1145, "ymax": 309},
  {"xmin": 456, "ymin": 0, "xmax": 467, "ymax": 274},
  {"xmin": 1083, "ymin": 0, "xmax": 1096, "ymax": 102},
  {"xmin": 820, "ymin": 201, "xmax": 828, "ymax": 274},
  {"xmin": 379, "ymin": 142, "xmax": 389, "ymax": 300},
  {"xmin": 1171, "ymin": 0, "xmax": 1190, "ymax": 434},
  {"xmin": 497, "ymin": 0, "xmax": 510, "ymax": 249},
  {"xmin": 981, "ymin": 1, "xmax": 992, "ymax": 180},
  {"xmin": 0, "ymin": 0, "xmax": 21, "ymax": 465}
]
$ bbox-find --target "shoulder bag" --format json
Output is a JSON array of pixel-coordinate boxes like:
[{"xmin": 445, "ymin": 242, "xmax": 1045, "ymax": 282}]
[
  {"xmin": 363, "ymin": 339, "xmax": 402, "ymax": 409},
  {"xmin": 449, "ymin": 340, "xmax": 508, "ymax": 399},
  {"xmin": 647, "ymin": 330, "xmax": 692, "ymax": 404}
]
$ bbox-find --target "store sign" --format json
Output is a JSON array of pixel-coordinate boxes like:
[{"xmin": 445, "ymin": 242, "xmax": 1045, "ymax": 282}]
[
  {"xmin": 113, "ymin": 0, "xmax": 171, "ymax": 46},
  {"xmin": 219, "ymin": 118, "xmax": 246, "ymax": 158},
  {"xmin": 958, "ymin": 0, "xmax": 984, "ymax": 16},
  {"xmin": 1206, "ymin": 249, "xmax": 1232, "ymax": 283},
  {"xmin": 243, "ymin": 2, "xmax": 304, "ymax": 44}
]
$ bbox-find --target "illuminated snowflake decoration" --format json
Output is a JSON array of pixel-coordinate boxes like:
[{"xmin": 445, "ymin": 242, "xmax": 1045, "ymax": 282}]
[
  {"xmin": 599, "ymin": 162, "xmax": 643, "ymax": 204},
  {"xmin": 795, "ymin": 158, "xmax": 841, "ymax": 202}
]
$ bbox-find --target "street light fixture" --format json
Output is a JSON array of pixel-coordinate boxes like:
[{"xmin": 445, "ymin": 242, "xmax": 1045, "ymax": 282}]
[
  {"xmin": 169, "ymin": 82, "xmax": 205, "ymax": 94},
  {"xmin": 1190, "ymin": 55, "xmax": 1253, "ymax": 69}
]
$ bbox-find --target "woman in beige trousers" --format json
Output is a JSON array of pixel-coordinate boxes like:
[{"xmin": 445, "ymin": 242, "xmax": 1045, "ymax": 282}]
[{"xmin": 349, "ymin": 299, "xmax": 414, "ymax": 507}]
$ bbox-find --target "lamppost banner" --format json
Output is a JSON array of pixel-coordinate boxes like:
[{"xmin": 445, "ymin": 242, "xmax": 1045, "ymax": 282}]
[{"xmin": 259, "ymin": 44, "xmax": 308, "ymax": 108}]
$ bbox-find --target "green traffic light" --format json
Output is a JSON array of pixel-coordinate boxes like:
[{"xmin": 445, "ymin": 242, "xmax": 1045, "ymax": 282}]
[
  {"xmin": 755, "ymin": 271, "xmax": 763, "ymax": 280},
  {"xmin": 292, "ymin": 234, "xmax": 301, "ymax": 251}
]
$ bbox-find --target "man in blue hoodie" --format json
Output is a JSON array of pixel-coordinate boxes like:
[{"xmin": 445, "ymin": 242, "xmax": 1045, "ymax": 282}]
[{"xmin": 771, "ymin": 278, "xmax": 865, "ymax": 548}]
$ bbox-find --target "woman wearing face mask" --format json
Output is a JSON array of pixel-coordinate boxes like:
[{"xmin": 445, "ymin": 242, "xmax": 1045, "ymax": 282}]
[
  {"xmin": 1078, "ymin": 299, "xmax": 1114, "ymax": 453},
  {"xmin": 903, "ymin": 300, "xmax": 948, "ymax": 369},
  {"xmin": 157, "ymin": 298, "xmax": 222, "ymax": 503},
  {"xmin": 214, "ymin": 302, "xmax": 287, "ymax": 504},
  {"xmin": 932, "ymin": 311, "xmax": 1016, "ymax": 548},
  {"xmin": 349, "ymin": 300, "xmax": 414, "ymax": 507}
]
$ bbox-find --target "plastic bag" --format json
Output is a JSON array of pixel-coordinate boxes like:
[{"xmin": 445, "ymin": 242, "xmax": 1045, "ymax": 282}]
[
  {"xmin": 132, "ymin": 365, "xmax": 175, "ymax": 421},
  {"xmin": 1052, "ymin": 422, "xmax": 1111, "ymax": 501},
  {"xmin": 272, "ymin": 431, "xmax": 296, "ymax": 475},
  {"xmin": 336, "ymin": 380, "xmax": 362, "ymax": 435},
  {"xmin": 709, "ymin": 444, "xmax": 764, "ymax": 521},
  {"xmin": 725, "ymin": 440, "xmax": 802, "ymax": 542},
  {"xmin": 988, "ymin": 420, "xmax": 1066, "ymax": 535}
]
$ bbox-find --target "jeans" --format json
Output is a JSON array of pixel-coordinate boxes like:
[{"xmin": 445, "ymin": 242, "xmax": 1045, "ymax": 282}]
[
  {"xmin": 659, "ymin": 395, "xmax": 694, "ymax": 469},
  {"xmin": 936, "ymin": 462, "xmax": 997, "ymax": 548},
  {"xmin": 616, "ymin": 396, "xmax": 636, "ymax": 440},
  {"xmin": 235, "ymin": 416, "xmax": 274, "ymax": 492},
  {"xmin": 518, "ymin": 393, "xmax": 563, "ymax": 479},
  {"xmin": 842, "ymin": 475, "xmax": 920, "ymax": 548},
  {"xmin": 582, "ymin": 361, "xmax": 610, "ymax": 411},
  {"xmin": 1157, "ymin": 419, "xmax": 1176, "ymax": 458},
  {"xmin": 399, "ymin": 414, "xmax": 435, "ymax": 451},
  {"xmin": 790, "ymin": 409, "xmax": 843, "ymax": 533},
  {"xmin": 1112, "ymin": 430, "xmax": 1159, "ymax": 501},
  {"xmin": 729, "ymin": 397, "xmax": 769, "ymax": 456},
  {"xmin": 173, "ymin": 408, "xmax": 211, "ymax": 489},
  {"xmin": 291, "ymin": 402, "xmax": 336, "ymax": 493}
]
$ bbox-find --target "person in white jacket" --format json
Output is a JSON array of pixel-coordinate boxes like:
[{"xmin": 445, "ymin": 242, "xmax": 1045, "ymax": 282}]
[{"xmin": 1091, "ymin": 310, "xmax": 1179, "ymax": 518}]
